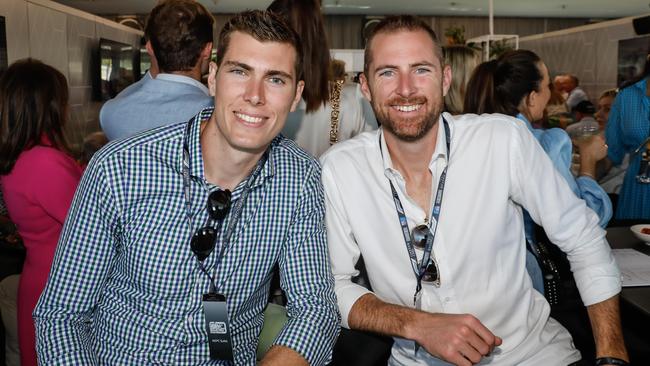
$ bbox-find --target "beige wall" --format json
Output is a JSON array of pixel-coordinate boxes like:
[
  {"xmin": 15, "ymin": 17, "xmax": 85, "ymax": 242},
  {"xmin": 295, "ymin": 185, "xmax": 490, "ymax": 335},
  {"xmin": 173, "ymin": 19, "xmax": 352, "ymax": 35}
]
[
  {"xmin": 520, "ymin": 15, "xmax": 645, "ymax": 103},
  {"xmin": 0, "ymin": 0, "xmax": 142, "ymax": 148}
]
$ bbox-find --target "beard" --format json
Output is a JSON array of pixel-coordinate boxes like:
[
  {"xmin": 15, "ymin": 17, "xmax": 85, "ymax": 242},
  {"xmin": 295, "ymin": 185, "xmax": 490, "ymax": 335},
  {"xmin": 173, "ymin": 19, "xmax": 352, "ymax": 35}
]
[{"xmin": 370, "ymin": 94, "xmax": 443, "ymax": 142}]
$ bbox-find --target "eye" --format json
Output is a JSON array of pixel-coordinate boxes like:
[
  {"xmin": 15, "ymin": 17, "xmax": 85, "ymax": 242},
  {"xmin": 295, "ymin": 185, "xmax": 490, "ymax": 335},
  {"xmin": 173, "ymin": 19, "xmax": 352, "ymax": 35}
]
[
  {"xmin": 268, "ymin": 76, "xmax": 286, "ymax": 85},
  {"xmin": 414, "ymin": 67, "xmax": 431, "ymax": 74},
  {"xmin": 229, "ymin": 68, "xmax": 246, "ymax": 76},
  {"xmin": 378, "ymin": 69, "xmax": 395, "ymax": 78}
]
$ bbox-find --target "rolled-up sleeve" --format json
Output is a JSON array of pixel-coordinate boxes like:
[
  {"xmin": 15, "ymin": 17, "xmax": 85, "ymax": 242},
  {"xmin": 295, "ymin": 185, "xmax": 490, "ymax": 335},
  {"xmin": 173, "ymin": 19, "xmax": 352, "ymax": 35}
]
[
  {"xmin": 320, "ymin": 161, "xmax": 372, "ymax": 328},
  {"xmin": 274, "ymin": 162, "xmax": 341, "ymax": 365},
  {"xmin": 509, "ymin": 124, "xmax": 621, "ymax": 306},
  {"xmin": 33, "ymin": 156, "xmax": 120, "ymax": 365}
]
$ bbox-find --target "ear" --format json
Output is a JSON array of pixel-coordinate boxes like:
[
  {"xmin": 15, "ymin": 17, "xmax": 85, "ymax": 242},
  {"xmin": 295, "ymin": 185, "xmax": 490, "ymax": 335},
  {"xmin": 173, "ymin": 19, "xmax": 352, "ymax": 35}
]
[
  {"xmin": 359, "ymin": 73, "xmax": 372, "ymax": 102},
  {"xmin": 201, "ymin": 42, "xmax": 213, "ymax": 60},
  {"xmin": 145, "ymin": 41, "xmax": 155, "ymax": 58},
  {"xmin": 442, "ymin": 64, "xmax": 452, "ymax": 97},
  {"xmin": 290, "ymin": 80, "xmax": 305, "ymax": 112},
  {"xmin": 207, "ymin": 61, "xmax": 218, "ymax": 97}
]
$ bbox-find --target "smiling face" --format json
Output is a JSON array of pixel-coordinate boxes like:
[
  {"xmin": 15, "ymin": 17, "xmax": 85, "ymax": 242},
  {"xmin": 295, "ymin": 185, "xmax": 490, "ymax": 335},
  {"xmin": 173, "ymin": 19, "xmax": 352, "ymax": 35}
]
[
  {"xmin": 360, "ymin": 29, "xmax": 451, "ymax": 142},
  {"xmin": 211, "ymin": 31, "xmax": 304, "ymax": 155}
]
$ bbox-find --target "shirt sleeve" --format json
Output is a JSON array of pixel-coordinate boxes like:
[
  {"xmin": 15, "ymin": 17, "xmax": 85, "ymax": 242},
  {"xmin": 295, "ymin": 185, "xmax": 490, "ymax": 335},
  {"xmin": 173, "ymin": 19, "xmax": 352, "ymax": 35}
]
[
  {"xmin": 536, "ymin": 128, "xmax": 612, "ymax": 227},
  {"xmin": 33, "ymin": 155, "xmax": 121, "ymax": 365},
  {"xmin": 33, "ymin": 151, "xmax": 83, "ymax": 225},
  {"xmin": 273, "ymin": 161, "xmax": 341, "ymax": 365},
  {"xmin": 509, "ymin": 123, "xmax": 621, "ymax": 306},
  {"xmin": 605, "ymin": 93, "xmax": 627, "ymax": 166},
  {"xmin": 320, "ymin": 159, "xmax": 373, "ymax": 328}
]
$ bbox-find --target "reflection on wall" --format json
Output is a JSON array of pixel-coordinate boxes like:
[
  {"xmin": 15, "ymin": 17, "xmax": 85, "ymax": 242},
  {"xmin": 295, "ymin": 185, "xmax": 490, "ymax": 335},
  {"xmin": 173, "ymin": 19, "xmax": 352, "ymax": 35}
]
[
  {"xmin": 617, "ymin": 36, "xmax": 650, "ymax": 87},
  {"xmin": 0, "ymin": 16, "xmax": 7, "ymax": 74}
]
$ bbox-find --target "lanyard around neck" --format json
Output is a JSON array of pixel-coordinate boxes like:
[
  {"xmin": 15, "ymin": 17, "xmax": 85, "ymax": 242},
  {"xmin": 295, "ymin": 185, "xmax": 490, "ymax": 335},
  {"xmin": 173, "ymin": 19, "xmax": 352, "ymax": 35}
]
[
  {"xmin": 182, "ymin": 117, "xmax": 268, "ymax": 281},
  {"xmin": 380, "ymin": 118, "xmax": 451, "ymax": 295}
]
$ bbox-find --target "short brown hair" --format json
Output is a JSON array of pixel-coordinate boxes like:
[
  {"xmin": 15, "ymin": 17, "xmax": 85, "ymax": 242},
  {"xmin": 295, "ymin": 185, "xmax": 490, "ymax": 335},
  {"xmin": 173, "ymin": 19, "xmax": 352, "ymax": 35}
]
[
  {"xmin": 216, "ymin": 10, "xmax": 303, "ymax": 84},
  {"xmin": 0, "ymin": 59, "xmax": 71, "ymax": 174},
  {"xmin": 144, "ymin": 0, "xmax": 214, "ymax": 73},
  {"xmin": 364, "ymin": 15, "xmax": 442, "ymax": 75}
]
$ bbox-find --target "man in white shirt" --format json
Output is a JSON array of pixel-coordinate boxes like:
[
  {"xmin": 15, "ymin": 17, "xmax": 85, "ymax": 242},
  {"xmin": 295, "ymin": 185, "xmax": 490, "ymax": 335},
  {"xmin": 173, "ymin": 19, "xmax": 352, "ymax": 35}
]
[{"xmin": 321, "ymin": 15, "xmax": 628, "ymax": 366}]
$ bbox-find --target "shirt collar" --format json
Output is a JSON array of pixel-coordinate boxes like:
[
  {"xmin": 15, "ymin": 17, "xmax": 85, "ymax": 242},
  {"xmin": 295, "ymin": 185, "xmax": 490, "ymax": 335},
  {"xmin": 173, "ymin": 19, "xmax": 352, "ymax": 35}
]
[
  {"xmin": 516, "ymin": 113, "xmax": 534, "ymax": 133},
  {"xmin": 183, "ymin": 107, "xmax": 275, "ymax": 188},
  {"xmin": 379, "ymin": 113, "xmax": 452, "ymax": 177},
  {"xmin": 156, "ymin": 73, "xmax": 210, "ymax": 96}
]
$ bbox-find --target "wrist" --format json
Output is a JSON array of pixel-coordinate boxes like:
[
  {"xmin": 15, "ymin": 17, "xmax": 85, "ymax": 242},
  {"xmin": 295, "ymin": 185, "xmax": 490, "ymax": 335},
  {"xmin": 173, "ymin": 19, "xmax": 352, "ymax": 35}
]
[
  {"xmin": 579, "ymin": 171, "xmax": 596, "ymax": 179},
  {"xmin": 595, "ymin": 356, "xmax": 629, "ymax": 366}
]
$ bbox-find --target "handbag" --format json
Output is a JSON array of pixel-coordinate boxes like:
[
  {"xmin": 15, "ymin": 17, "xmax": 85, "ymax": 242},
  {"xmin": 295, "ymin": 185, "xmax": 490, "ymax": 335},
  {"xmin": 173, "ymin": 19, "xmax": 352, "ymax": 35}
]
[{"xmin": 329, "ymin": 79, "xmax": 344, "ymax": 145}]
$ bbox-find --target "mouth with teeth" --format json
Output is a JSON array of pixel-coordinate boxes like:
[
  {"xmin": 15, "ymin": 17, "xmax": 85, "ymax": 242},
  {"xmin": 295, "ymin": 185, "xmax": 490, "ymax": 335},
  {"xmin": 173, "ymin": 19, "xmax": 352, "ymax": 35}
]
[
  {"xmin": 234, "ymin": 111, "xmax": 265, "ymax": 125},
  {"xmin": 392, "ymin": 104, "xmax": 423, "ymax": 112}
]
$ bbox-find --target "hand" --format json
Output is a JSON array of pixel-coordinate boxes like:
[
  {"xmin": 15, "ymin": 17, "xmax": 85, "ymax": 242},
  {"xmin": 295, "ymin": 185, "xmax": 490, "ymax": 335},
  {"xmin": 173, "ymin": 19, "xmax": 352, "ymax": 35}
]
[
  {"xmin": 407, "ymin": 312, "xmax": 502, "ymax": 366},
  {"xmin": 574, "ymin": 134, "xmax": 608, "ymax": 163}
]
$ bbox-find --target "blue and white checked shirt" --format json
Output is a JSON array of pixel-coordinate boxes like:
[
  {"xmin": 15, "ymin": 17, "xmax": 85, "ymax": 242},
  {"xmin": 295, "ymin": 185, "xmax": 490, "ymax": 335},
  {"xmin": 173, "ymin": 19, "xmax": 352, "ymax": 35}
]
[{"xmin": 34, "ymin": 107, "xmax": 340, "ymax": 365}]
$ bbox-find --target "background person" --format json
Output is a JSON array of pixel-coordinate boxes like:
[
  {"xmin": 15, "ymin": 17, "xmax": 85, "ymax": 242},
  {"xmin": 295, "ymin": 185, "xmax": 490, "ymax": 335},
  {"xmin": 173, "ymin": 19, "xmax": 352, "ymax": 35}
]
[
  {"xmin": 442, "ymin": 45, "xmax": 480, "ymax": 115},
  {"xmin": 0, "ymin": 58, "xmax": 83, "ymax": 366},
  {"xmin": 100, "ymin": 0, "xmax": 214, "ymax": 141},
  {"xmin": 605, "ymin": 57, "xmax": 650, "ymax": 221}
]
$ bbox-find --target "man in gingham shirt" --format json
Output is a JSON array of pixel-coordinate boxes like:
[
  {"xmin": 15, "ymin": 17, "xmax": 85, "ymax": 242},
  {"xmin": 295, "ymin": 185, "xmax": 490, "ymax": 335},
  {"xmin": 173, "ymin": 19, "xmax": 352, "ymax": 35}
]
[{"xmin": 34, "ymin": 11, "xmax": 339, "ymax": 365}]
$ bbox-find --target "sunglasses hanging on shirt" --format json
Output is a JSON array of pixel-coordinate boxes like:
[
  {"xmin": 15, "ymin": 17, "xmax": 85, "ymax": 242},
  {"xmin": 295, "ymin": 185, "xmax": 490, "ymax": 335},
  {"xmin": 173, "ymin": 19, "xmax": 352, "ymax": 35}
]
[{"xmin": 191, "ymin": 189, "xmax": 232, "ymax": 261}]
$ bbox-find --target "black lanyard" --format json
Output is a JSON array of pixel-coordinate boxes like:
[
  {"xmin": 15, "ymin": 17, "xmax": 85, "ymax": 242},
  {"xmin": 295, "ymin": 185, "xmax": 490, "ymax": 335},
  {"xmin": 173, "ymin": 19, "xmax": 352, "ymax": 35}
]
[
  {"xmin": 182, "ymin": 117, "xmax": 268, "ymax": 290},
  {"xmin": 380, "ymin": 119, "xmax": 450, "ymax": 301}
]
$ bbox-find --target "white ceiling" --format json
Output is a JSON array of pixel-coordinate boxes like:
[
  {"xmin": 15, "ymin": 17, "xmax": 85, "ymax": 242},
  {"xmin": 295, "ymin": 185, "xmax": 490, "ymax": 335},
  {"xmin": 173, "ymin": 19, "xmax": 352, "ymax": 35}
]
[{"xmin": 51, "ymin": 0, "xmax": 650, "ymax": 19}]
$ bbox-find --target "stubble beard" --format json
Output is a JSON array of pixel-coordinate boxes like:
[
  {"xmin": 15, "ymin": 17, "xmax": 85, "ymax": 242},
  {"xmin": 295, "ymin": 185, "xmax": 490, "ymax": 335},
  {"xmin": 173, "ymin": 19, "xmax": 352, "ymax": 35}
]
[{"xmin": 371, "ymin": 95, "xmax": 443, "ymax": 142}]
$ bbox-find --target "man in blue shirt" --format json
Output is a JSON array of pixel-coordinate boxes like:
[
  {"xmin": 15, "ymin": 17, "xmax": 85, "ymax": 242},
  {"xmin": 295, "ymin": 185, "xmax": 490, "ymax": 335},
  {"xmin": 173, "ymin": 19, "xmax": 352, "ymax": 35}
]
[
  {"xmin": 35, "ymin": 11, "xmax": 339, "ymax": 365},
  {"xmin": 100, "ymin": 0, "xmax": 214, "ymax": 141}
]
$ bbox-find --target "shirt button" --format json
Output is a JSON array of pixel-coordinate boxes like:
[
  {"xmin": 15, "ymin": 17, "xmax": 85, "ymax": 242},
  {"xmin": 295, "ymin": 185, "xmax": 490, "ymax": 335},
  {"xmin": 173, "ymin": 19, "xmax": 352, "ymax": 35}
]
[
  {"xmin": 444, "ymin": 297, "xmax": 451, "ymax": 303},
  {"xmin": 187, "ymin": 315, "xmax": 194, "ymax": 323}
]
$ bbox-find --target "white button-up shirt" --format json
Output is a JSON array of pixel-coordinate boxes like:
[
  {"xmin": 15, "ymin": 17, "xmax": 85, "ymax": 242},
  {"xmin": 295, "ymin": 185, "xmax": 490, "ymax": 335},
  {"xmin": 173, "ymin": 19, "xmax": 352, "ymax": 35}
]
[{"xmin": 321, "ymin": 112, "xmax": 621, "ymax": 365}]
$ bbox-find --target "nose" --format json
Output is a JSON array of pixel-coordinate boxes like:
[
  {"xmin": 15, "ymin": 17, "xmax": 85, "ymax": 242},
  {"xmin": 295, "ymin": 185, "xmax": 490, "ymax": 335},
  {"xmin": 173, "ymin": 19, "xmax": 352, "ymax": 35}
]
[
  {"xmin": 396, "ymin": 73, "xmax": 416, "ymax": 98},
  {"xmin": 244, "ymin": 77, "xmax": 265, "ymax": 106}
]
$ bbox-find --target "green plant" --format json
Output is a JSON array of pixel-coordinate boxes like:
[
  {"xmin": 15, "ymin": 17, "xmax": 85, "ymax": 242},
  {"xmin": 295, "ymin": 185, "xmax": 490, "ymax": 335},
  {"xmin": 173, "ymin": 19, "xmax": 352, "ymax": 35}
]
[
  {"xmin": 444, "ymin": 26, "xmax": 465, "ymax": 45},
  {"xmin": 489, "ymin": 39, "xmax": 515, "ymax": 59}
]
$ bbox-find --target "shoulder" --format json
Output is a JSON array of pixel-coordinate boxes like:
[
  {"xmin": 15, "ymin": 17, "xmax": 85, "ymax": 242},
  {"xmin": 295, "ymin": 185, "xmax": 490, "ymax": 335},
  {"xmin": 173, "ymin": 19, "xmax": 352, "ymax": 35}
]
[
  {"xmin": 4, "ymin": 146, "xmax": 82, "ymax": 187},
  {"xmin": 271, "ymin": 135, "xmax": 323, "ymax": 176},
  {"xmin": 92, "ymin": 120, "xmax": 186, "ymax": 169},
  {"xmin": 450, "ymin": 112, "xmax": 528, "ymax": 137},
  {"xmin": 320, "ymin": 130, "xmax": 378, "ymax": 168}
]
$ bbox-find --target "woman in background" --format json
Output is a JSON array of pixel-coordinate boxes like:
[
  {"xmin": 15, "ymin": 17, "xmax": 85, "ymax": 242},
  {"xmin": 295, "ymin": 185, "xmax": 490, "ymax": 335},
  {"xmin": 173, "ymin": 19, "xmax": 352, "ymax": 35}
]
[
  {"xmin": 0, "ymin": 59, "xmax": 83, "ymax": 366},
  {"xmin": 606, "ymin": 57, "xmax": 650, "ymax": 220},
  {"xmin": 443, "ymin": 45, "xmax": 480, "ymax": 115},
  {"xmin": 268, "ymin": 0, "xmax": 375, "ymax": 156}
]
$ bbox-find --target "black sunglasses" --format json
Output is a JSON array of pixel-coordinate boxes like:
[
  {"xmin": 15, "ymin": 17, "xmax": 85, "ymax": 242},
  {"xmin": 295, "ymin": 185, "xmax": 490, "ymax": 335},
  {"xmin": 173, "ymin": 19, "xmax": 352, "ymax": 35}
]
[
  {"xmin": 190, "ymin": 189, "xmax": 232, "ymax": 261},
  {"xmin": 412, "ymin": 224, "xmax": 440, "ymax": 285}
]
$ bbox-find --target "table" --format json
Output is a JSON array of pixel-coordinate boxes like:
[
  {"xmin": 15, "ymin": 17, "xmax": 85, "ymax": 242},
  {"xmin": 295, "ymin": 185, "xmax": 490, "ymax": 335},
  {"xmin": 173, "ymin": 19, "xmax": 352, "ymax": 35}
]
[{"xmin": 606, "ymin": 226, "xmax": 650, "ymax": 317}]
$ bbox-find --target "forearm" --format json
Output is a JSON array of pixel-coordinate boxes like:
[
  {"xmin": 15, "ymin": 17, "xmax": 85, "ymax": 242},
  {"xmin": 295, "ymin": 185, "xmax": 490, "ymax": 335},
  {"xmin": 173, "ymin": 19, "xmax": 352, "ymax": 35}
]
[
  {"xmin": 348, "ymin": 293, "xmax": 420, "ymax": 340},
  {"xmin": 260, "ymin": 345, "xmax": 308, "ymax": 366},
  {"xmin": 587, "ymin": 294, "xmax": 629, "ymax": 361}
]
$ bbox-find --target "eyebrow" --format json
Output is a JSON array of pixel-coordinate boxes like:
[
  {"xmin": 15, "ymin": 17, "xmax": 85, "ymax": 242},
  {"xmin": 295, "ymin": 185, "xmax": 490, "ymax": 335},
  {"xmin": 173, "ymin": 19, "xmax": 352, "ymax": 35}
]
[
  {"xmin": 374, "ymin": 61, "xmax": 437, "ymax": 72},
  {"xmin": 223, "ymin": 60, "xmax": 293, "ymax": 81}
]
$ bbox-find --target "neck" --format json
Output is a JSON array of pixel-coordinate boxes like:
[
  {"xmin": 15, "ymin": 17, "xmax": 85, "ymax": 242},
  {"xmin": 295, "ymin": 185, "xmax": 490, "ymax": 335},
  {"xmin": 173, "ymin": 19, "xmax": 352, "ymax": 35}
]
[
  {"xmin": 200, "ymin": 115, "xmax": 266, "ymax": 190},
  {"xmin": 170, "ymin": 64, "xmax": 202, "ymax": 82},
  {"xmin": 383, "ymin": 124, "xmax": 439, "ymax": 180}
]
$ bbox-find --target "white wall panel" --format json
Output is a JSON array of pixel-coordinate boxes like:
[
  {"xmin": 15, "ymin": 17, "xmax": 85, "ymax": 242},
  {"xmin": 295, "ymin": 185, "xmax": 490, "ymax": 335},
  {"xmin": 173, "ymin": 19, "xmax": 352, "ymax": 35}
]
[
  {"xmin": 28, "ymin": 2, "xmax": 68, "ymax": 79},
  {"xmin": 0, "ymin": 0, "xmax": 30, "ymax": 62}
]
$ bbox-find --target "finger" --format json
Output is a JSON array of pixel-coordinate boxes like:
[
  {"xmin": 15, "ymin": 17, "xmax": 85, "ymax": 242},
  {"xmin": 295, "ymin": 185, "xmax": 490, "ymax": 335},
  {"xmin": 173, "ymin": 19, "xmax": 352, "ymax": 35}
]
[
  {"xmin": 457, "ymin": 341, "xmax": 483, "ymax": 364},
  {"xmin": 466, "ymin": 319, "xmax": 498, "ymax": 351}
]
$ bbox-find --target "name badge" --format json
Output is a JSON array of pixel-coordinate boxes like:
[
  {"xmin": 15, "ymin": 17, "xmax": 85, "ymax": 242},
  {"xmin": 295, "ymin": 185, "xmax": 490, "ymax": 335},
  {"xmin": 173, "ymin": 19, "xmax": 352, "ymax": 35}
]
[{"xmin": 202, "ymin": 293, "xmax": 233, "ymax": 361}]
